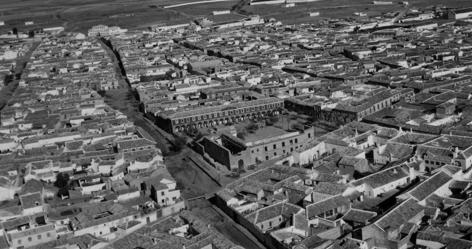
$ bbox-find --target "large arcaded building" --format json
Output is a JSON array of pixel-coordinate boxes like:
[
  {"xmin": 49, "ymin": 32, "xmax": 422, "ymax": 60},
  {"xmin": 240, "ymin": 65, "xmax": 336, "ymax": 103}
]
[{"xmin": 155, "ymin": 97, "xmax": 284, "ymax": 133}]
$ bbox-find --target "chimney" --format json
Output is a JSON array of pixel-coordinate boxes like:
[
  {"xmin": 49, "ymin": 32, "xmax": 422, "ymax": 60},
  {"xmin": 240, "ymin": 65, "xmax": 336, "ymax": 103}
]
[
  {"xmin": 452, "ymin": 146, "xmax": 459, "ymax": 158},
  {"xmin": 409, "ymin": 166, "xmax": 416, "ymax": 181}
]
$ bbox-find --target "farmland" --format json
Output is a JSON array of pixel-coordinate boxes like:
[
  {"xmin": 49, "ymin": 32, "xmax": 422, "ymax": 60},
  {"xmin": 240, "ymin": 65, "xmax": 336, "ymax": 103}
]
[
  {"xmin": 0, "ymin": 0, "xmax": 237, "ymax": 33},
  {"xmin": 0, "ymin": 0, "xmax": 471, "ymax": 34},
  {"xmin": 239, "ymin": 0, "xmax": 472, "ymax": 24}
]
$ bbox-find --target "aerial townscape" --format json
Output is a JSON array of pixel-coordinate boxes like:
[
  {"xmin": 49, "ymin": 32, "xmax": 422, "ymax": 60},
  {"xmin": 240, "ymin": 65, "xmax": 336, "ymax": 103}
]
[{"xmin": 3, "ymin": 0, "xmax": 472, "ymax": 249}]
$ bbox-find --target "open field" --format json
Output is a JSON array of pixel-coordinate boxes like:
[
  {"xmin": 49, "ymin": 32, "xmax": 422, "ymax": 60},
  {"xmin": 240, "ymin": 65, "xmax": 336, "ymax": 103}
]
[
  {"xmin": 0, "ymin": 0, "xmax": 472, "ymax": 33},
  {"xmin": 173, "ymin": 0, "xmax": 238, "ymax": 16},
  {"xmin": 241, "ymin": 0, "xmax": 472, "ymax": 24},
  {"xmin": 0, "ymin": 0, "xmax": 236, "ymax": 33}
]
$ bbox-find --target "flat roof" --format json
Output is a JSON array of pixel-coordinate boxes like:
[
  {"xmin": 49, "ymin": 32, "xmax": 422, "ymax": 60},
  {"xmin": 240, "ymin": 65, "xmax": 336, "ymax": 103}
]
[{"xmin": 243, "ymin": 126, "xmax": 289, "ymax": 143}]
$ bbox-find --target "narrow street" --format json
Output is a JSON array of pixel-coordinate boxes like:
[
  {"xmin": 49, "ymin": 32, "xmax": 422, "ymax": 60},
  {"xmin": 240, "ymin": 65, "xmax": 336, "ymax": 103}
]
[
  {"xmin": 0, "ymin": 41, "xmax": 40, "ymax": 111},
  {"xmin": 190, "ymin": 198, "xmax": 267, "ymax": 249},
  {"xmin": 98, "ymin": 38, "xmax": 173, "ymax": 154}
]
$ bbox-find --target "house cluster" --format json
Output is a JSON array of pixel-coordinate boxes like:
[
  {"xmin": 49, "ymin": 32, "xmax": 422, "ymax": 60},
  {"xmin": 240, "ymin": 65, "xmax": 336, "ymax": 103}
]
[
  {"xmin": 107, "ymin": 210, "xmax": 243, "ymax": 249},
  {"xmin": 87, "ymin": 5, "xmax": 472, "ymax": 249},
  {"xmin": 0, "ymin": 40, "xmax": 32, "ymax": 89},
  {"xmin": 3, "ymin": 2, "xmax": 472, "ymax": 249},
  {"xmin": 0, "ymin": 33, "xmax": 185, "ymax": 249},
  {"xmin": 23, "ymin": 33, "xmax": 119, "ymax": 91},
  {"xmin": 214, "ymin": 119, "xmax": 472, "ymax": 249}
]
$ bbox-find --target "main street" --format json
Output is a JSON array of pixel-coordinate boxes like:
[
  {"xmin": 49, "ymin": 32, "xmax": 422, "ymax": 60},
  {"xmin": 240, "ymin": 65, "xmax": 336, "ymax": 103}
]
[{"xmin": 99, "ymin": 38, "xmax": 266, "ymax": 249}]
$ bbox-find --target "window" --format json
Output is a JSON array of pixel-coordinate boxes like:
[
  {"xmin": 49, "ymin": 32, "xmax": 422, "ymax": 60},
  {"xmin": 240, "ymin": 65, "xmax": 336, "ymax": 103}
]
[
  {"xmin": 269, "ymin": 221, "xmax": 272, "ymax": 227},
  {"xmin": 308, "ymin": 133, "xmax": 311, "ymax": 138},
  {"xmin": 274, "ymin": 152, "xmax": 277, "ymax": 156},
  {"xmin": 295, "ymin": 138, "xmax": 298, "ymax": 143},
  {"xmin": 264, "ymin": 146, "xmax": 268, "ymax": 151},
  {"xmin": 273, "ymin": 144, "xmax": 276, "ymax": 149},
  {"xmin": 17, "ymin": 239, "xmax": 21, "ymax": 244},
  {"xmin": 282, "ymin": 142, "xmax": 285, "ymax": 147},
  {"xmin": 46, "ymin": 233, "xmax": 51, "ymax": 238},
  {"xmin": 37, "ymin": 235, "xmax": 41, "ymax": 240},
  {"xmin": 28, "ymin": 237, "xmax": 32, "ymax": 242},
  {"xmin": 266, "ymin": 156, "xmax": 269, "ymax": 160},
  {"xmin": 463, "ymin": 213, "xmax": 469, "ymax": 220},
  {"xmin": 326, "ymin": 209, "xmax": 334, "ymax": 217},
  {"xmin": 161, "ymin": 191, "xmax": 165, "ymax": 196}
]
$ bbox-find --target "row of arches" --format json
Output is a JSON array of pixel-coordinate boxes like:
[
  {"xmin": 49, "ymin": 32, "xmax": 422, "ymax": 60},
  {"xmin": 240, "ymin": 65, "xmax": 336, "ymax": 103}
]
[{"xmin": 174, "ymin": 110, "xmax": 279, "ymax": 132}]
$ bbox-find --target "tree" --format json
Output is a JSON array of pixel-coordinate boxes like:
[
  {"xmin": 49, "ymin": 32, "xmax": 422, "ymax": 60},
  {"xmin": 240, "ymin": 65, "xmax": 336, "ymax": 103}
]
[
  {"xmin": 266, "ymin": 115, "xmax": 279, "ymax": 126},
  {"xmin": 172, "ymin": 136, "xmax": 187, "ymax": 151},
  {"xmin": 57, "ymin": 188, "xmax": 69, "ymax": 198},
  {"xmin": 237, "ymin": 130, "xmax": 247, "ymax": 139},
  {"xmin": 185, "ymin": 126, "xmax": 203, "ymax": 139},
  {"xmin": 54, "ymin": 172, "xmax": 70, "ymax": 189},
  {"xmin": 246, "ymin": 122, "xmax": 258, "ymax": 133},
  {"xmin": 55, "ymin": 173, "xmax": 70, "ymax": 198}
]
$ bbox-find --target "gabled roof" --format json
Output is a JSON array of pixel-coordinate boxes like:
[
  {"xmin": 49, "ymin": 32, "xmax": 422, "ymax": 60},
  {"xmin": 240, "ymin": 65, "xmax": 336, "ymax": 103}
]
[
  {"xmin": 351, "ymin": 164, "xmax": 409, "ymax": 189},
  {"xmin": 312, "ymin": 182, "xmax": 347, "ymax": 196},
  {"xmin": 306, "ymin": 195, "xmax": 350, "ymax": 219},
  {"xmin": 343, "ymin": 208, "xmax": 377, "ymax": 224},
  {"xmin": 20, "ymin": 192, "xmax": 42, "ymax": 210},
  {"xmin": 378, "ymin": 143, "xmax": 414, "ymax": 159},
  {"xmin": 374, "ymin": 198, "xmax": 424, "ymax": 232},
  {"xmin": 417, "ymin": 231, "xmax": 472, "ymax": 249},
  {"xmin": 0, "ymin": 235, "xmax": 8, "ymax": 249},
  {"xmin": 407, "ymin": 171, "xmax": 452, "ymax": 201},
  {"xmin": 246, "ymin": 201, "xmax": 303, "ymax": 225},
  {"xmin": 116, "ymin": 138, "xmax": 156, "ymax": 150}
]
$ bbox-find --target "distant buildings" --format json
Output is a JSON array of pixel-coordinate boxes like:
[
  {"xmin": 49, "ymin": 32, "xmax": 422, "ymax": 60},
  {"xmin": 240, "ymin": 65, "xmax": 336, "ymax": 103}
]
[
  {"xmin": 448, "ymin": 8, "xmax": 472, "ymax": 20},
  {"xmin": 88, "ymin": 25, "xmax": 128, "ymax": 37}
]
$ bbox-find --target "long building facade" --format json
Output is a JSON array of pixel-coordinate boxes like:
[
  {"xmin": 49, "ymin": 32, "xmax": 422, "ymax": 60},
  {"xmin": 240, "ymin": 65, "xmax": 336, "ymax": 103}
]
[{"xmin": 155, "ymin": 97, "xmax": 284, "ymax": 133}]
